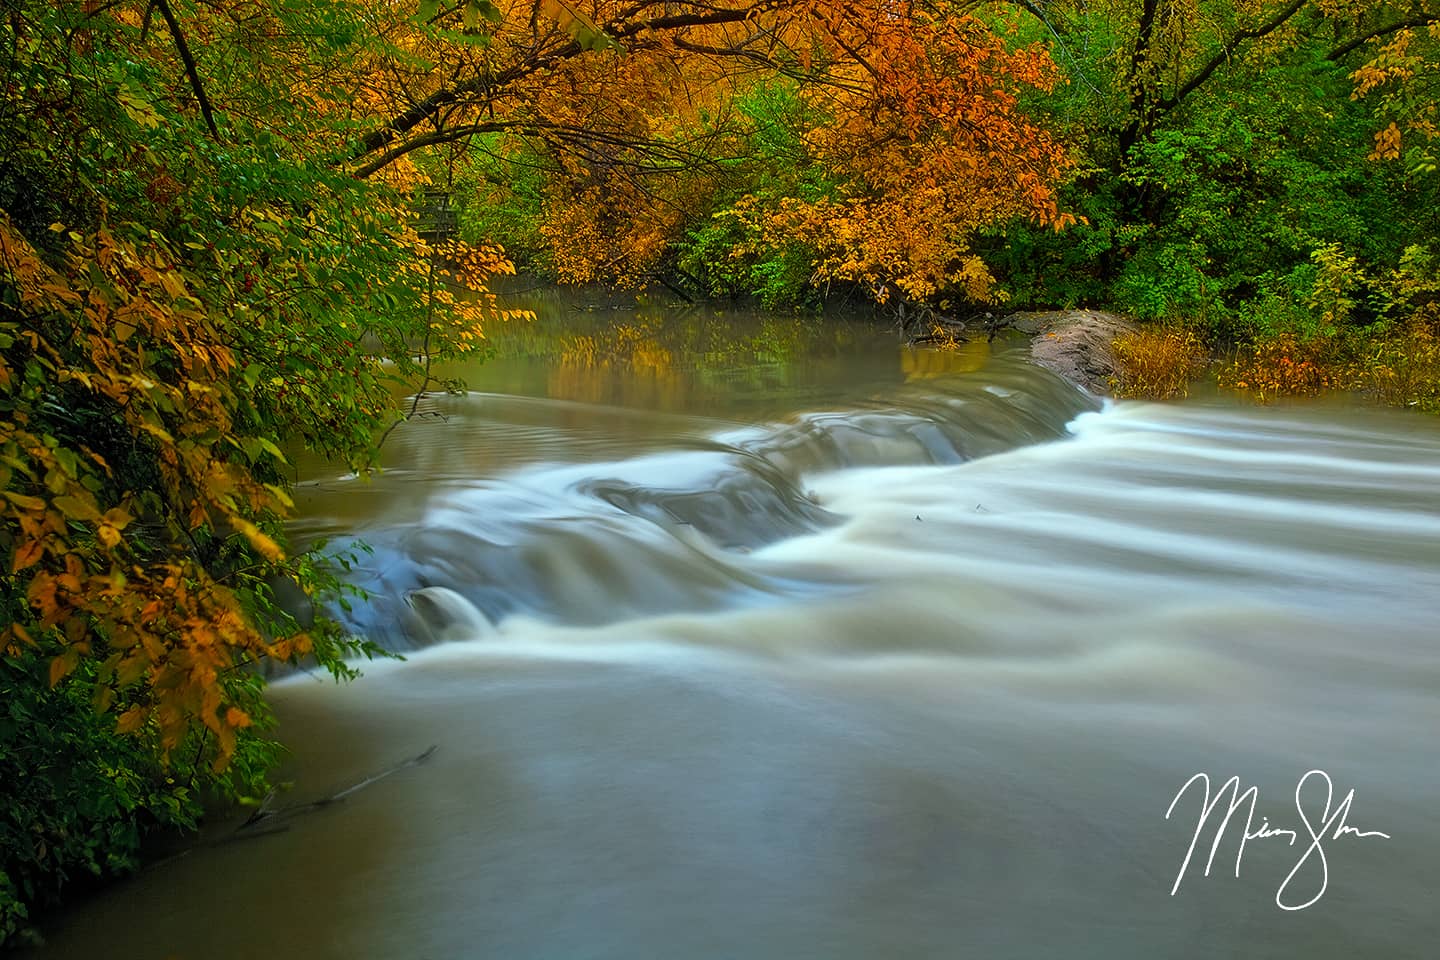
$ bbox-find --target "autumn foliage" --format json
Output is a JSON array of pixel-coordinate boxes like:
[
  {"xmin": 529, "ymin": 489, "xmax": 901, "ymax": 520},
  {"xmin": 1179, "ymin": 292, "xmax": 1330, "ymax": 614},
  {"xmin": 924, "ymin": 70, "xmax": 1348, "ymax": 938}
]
[
  {"xmin": 0, "ymin": 0, "xmax": 525, "ymax": 938},
  {"xmin": 1109, "ymin": 325, "xmax": 1207, "ymax": 399},
  {"xmin": 6, "ymin": 0, "xmax": 1440, "ymax": 944},
  {"xmin": 344, "ymin": 1, "xmax": 1075, "ymax": 305}
]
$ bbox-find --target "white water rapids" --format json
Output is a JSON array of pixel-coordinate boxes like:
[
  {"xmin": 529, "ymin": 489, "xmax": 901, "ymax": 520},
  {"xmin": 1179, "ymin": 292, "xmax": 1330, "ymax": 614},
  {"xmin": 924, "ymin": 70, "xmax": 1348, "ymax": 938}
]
[{"xmin": 32, "ymin": 323, "xmax": 1440, "ymax": 958}]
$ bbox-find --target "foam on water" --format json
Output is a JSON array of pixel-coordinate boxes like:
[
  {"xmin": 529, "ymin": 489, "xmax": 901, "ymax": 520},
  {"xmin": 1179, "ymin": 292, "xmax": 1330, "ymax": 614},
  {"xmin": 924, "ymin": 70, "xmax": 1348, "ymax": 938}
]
[{"xmin": 33, "ymin": 370, "xmax": 1440, "ymax": 959}]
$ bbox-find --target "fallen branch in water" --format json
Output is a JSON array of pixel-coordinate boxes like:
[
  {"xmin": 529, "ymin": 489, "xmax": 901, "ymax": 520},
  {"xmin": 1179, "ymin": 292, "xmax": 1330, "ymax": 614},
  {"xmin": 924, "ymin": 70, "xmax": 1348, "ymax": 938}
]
[
  {"xmin": 239, "ymin": 744, "xmax": 440, "ymax": 831},
  {"xmin": 141, "ymin": 745, "xmax": 439, "ymax": 871}
]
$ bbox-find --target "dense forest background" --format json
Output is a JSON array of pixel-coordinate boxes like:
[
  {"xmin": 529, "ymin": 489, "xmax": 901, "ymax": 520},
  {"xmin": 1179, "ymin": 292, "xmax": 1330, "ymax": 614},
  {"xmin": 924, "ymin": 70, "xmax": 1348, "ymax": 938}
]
[{"xmin": 2, "ymin": 0, "xmax": 1438, "ymax": 944}]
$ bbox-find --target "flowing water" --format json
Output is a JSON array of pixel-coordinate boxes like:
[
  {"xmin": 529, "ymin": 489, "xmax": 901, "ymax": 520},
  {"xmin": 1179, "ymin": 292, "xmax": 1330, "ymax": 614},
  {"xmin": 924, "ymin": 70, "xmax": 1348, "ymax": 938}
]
[{"xmin": 33, "ymin": 293, "xmax": 1440, "ymax": 958}]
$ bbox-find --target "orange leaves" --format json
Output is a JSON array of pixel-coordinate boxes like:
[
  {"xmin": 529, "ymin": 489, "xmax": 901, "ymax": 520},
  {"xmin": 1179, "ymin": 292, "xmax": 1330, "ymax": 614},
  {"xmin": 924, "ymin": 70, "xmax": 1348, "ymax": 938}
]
[
  {"xmin": 370, "ymin": 2, "xmax": 1071, "ymax": 304},
  {"xmin": 724, "ymin": 3, "xmax": 1072, "ymax": 305},
  {"xmin": 116, "ymin": 706, "xmax": 146, "ymax": 735},
  {"xmin": 1218, "ymin": 334, "xmax": 1350, "ymax": 401},
  {"xmin": 48, "ymin": 647, "xmax": 82, "ymax": 687},
  {"xmin": 1, "ymin": 210, "xmax": 317, "ymax": 771},
  {"xmin": 1370, "ymin": 121, "xmax": 1403, "ymax": 161},
  {"xmin": 9, "ymin": 536, "xmax": 45, "ymax": 573}
]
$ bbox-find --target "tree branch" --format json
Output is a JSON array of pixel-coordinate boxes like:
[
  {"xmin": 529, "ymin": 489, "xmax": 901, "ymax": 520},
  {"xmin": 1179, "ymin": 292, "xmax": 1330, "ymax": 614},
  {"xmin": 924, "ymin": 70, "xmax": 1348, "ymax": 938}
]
[
  {"xmin": 1328, "ymin": 14, "xmax": 1439, "ymax": 63},
  {"xmin": 153, "ymin": 0, "xmax": 220, "ymax": 139},
  {"xmin": 352, "ymin": 123, "xmax": 507, "ymax": 178},
  {"xmin": 351, "ymin": 2, "xmax": 772, "ymax": 162},
  {"xmin": 1158, "ymin": 0, "xmax": 1312, "ymax": 113}
]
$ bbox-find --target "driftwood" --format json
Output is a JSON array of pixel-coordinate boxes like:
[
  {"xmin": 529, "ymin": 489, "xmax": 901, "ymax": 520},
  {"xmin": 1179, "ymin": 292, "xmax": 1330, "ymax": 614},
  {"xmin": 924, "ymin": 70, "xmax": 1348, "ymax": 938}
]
[
  {"xmin": 239, "ymin": 744, "xmax": 440, "ymax": 831},
  {"xmin": 899, "ymin": 306, "xmax": 1021, "ymax": 343},
  {"xmin": 144, "ymin": 745, "xmax": 440, "ymax": 870}
]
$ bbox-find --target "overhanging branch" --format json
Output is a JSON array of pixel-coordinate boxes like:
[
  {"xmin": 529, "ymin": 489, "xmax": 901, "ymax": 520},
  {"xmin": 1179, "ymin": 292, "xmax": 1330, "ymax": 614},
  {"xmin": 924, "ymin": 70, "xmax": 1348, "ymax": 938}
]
[
  {"xmin": 1158, "ymin": 0, "xmax": 1311, "ymax": 112},
  {"xmin": 1328, "ymin": 14, "xmax": 1439, "ymax": 62},
  {"xmin": 352, "ymin": 2, "xmax": 775, "ymax": 162}
]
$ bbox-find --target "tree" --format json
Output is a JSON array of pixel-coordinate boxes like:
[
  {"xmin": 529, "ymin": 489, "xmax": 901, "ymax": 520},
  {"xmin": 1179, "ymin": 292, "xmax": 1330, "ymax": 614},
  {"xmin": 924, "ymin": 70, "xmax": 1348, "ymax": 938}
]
[
  {"xmin": 344, "ymin": 1, "xmax": 1075, "ymax": 305},
  {"xmin": 1, "ymin": 1, "xmax": 519, "ymax": 939},
  {"xmin": 974, "ymin": 0, "xmax": 1440, "ymax": 322},
  {"xmin": 1351, "ymin": 18, "xmax": 1440, "ymax": 176}
]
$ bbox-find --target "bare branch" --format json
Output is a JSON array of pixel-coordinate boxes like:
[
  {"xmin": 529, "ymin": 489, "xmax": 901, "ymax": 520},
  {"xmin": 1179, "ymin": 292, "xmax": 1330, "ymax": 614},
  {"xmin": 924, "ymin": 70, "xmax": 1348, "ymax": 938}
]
[{"xmin": 153, "ymin": 0, "xmax": 221, "ymax": 139}]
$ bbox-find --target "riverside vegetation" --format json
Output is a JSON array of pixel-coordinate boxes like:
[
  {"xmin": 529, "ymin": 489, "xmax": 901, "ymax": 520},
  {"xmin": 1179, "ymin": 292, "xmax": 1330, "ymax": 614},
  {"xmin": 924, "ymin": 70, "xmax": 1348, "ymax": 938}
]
[{"xmin": 3, "ymin": 0, "xmax": 1439, "ymax": 944}]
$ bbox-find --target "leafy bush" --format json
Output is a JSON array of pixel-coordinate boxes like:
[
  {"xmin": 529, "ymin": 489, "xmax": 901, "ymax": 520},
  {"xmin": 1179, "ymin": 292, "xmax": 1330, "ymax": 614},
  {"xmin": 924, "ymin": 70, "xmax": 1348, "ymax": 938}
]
[
  {"xmin": 1357, "ymin": 312, "xmax": 1440, "ymax": 413},
  {"xmin": 1, "ymin": 645, "xmax": 266, "ymax": 946},
  {"xmin": 1217, "ymin": 333, "xmax": 1353, "ymax": 401},
  {"xmin": 0, "ymin": 1, "xmax": 509, "ymax": 944},
  {"xmin": 677, "ymin": 198, "xmax": 821, "ymax": 308},
  {"xmin": 1111, "ymin": 241, "xmax": 1212, "ymax": 321}
]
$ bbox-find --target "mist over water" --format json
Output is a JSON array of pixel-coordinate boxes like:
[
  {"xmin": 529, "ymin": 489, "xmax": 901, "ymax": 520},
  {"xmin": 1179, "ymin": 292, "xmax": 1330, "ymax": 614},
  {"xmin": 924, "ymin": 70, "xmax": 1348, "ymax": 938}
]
[{"xmin": 35, "ymin": 301, "xmax": 1440, "ymax": 958}]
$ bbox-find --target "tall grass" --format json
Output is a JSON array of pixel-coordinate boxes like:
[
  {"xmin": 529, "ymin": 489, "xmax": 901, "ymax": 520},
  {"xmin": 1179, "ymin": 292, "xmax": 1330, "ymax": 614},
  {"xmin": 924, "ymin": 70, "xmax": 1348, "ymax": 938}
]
[{"xmin": 1109, "ymin": 325, "xmax": 1208, "ymax": 399}]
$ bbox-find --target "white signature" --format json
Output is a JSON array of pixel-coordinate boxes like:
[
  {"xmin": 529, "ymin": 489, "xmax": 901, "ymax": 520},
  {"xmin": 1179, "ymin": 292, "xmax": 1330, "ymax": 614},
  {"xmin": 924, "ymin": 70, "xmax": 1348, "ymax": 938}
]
[{"xmin": 1165, "ymin": 769, "xmax": 1391, "ymax": 910}]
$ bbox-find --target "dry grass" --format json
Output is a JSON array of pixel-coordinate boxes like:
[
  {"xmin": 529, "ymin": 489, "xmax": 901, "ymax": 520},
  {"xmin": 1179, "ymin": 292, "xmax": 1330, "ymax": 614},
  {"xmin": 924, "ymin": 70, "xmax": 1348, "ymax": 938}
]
[
  {"xmin": 1109, "ymin": 324, "xmax": 1208, "ymax": 400},
  {"xmin": 1359, "ymin": 311, "xmax": 1440, "ymax": 412}
]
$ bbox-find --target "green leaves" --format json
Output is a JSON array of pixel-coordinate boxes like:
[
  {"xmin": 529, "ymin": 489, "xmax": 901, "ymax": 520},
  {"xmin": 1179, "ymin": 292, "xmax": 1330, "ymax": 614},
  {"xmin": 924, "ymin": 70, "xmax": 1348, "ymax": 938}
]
[
  {"xmin": 463, "ymin": 0, "xmax": 503, "ymax": 29},
  {"xmin": 417, "ymin": 0, "xmax": 503, "ymax": 32}
]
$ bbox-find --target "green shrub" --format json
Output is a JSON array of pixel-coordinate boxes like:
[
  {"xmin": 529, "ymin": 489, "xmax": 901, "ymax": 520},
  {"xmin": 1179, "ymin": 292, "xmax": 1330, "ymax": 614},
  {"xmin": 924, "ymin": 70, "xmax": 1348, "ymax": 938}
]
[{"xmin": 2, "ymin": 645, "xmax": 280, "ymax": 946}]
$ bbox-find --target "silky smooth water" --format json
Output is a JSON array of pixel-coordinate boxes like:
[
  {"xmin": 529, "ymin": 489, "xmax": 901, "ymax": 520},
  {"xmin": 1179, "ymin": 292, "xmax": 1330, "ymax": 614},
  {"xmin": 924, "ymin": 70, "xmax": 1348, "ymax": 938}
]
[{"xmin": 33, "ymin": 295, "xmax": 1440, "ymax": 958}]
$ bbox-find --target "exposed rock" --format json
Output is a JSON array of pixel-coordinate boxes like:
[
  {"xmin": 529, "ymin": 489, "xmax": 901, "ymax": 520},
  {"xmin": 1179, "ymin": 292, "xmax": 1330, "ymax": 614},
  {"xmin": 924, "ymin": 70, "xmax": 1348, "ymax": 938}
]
[{"xmin": 1007, "ymin": 309, "xmax": 1139, "ymax": 395}]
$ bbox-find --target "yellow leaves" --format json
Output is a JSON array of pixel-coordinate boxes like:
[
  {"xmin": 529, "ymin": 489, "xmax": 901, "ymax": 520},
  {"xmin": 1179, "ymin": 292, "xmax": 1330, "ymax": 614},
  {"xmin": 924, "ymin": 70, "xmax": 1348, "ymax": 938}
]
[
  {"xmin": 97, "ymin": 522, "xmax": 124, "ymax": 549},
  {"xmin": 538, "ymin": 0, "xmax": 615, "ymax": 51},
  {"xmin": 1110, "ymin": 325, "xmax": 1208, "ymax": 400},
  {"xmin": 116, "ymin": 77, "xmax": 163, "ymax": 129},
  {"xmin": 233, "ymin": 517, "xmax": 285, "ymax": 562},
  {"xmin": 52, "ymin": 493, "xmax": 101, "ymax": 522},
  {"xmin": 3, "ymin": 490, "xmax": 46, "ymax": 511},
  {"xmin": 116, "ymin": 706, "xmax": 146, "ymax": 734},
  {"xmin": 1370, "ymin": 122, "xmax": 1403, "ymax": 162},
  {"xmin": 1351, "ymin": 28, "xmax": 1440, "ymax": 174}
]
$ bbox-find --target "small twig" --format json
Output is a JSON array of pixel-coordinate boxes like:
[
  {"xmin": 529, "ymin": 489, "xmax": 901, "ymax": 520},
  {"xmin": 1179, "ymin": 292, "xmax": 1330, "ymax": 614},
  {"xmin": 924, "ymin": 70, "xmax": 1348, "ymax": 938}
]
[{"xmin": 374, "ymin": 244, "xmax": 442, "ymax": 456}]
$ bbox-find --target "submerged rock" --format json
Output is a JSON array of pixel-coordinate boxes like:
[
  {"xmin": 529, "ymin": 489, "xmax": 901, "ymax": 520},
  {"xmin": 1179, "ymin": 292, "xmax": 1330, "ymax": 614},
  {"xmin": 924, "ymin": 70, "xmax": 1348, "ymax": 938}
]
[
  {"xmin": 1007, "ymin": 309, "xmax": 1138, "ymax": 395},
  {"xmin": 405, "ymin": 586, "xmax": 494, "ymax": 644}
]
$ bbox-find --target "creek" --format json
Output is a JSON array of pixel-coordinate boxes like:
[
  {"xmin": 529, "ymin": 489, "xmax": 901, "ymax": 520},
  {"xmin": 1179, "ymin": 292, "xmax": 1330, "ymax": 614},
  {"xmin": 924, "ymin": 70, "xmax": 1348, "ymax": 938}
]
[{"xmin": 35, "ymin": 292, "xmax": 1440, "ymax": 958}]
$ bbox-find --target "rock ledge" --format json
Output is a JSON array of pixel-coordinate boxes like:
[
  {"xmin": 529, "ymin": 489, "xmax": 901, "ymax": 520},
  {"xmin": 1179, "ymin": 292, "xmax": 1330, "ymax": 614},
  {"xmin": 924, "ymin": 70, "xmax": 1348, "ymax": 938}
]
[{"xmin": 1007, "ymin": 309, "xmax": 1139, "ymax": 395}]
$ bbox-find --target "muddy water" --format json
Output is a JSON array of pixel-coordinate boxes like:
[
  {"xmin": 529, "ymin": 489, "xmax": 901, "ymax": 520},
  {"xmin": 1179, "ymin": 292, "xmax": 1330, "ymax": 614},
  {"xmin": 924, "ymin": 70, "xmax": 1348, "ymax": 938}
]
[{"xmin": 34, "ymin": 296, "xmax": 1440, "ymax": 958}]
